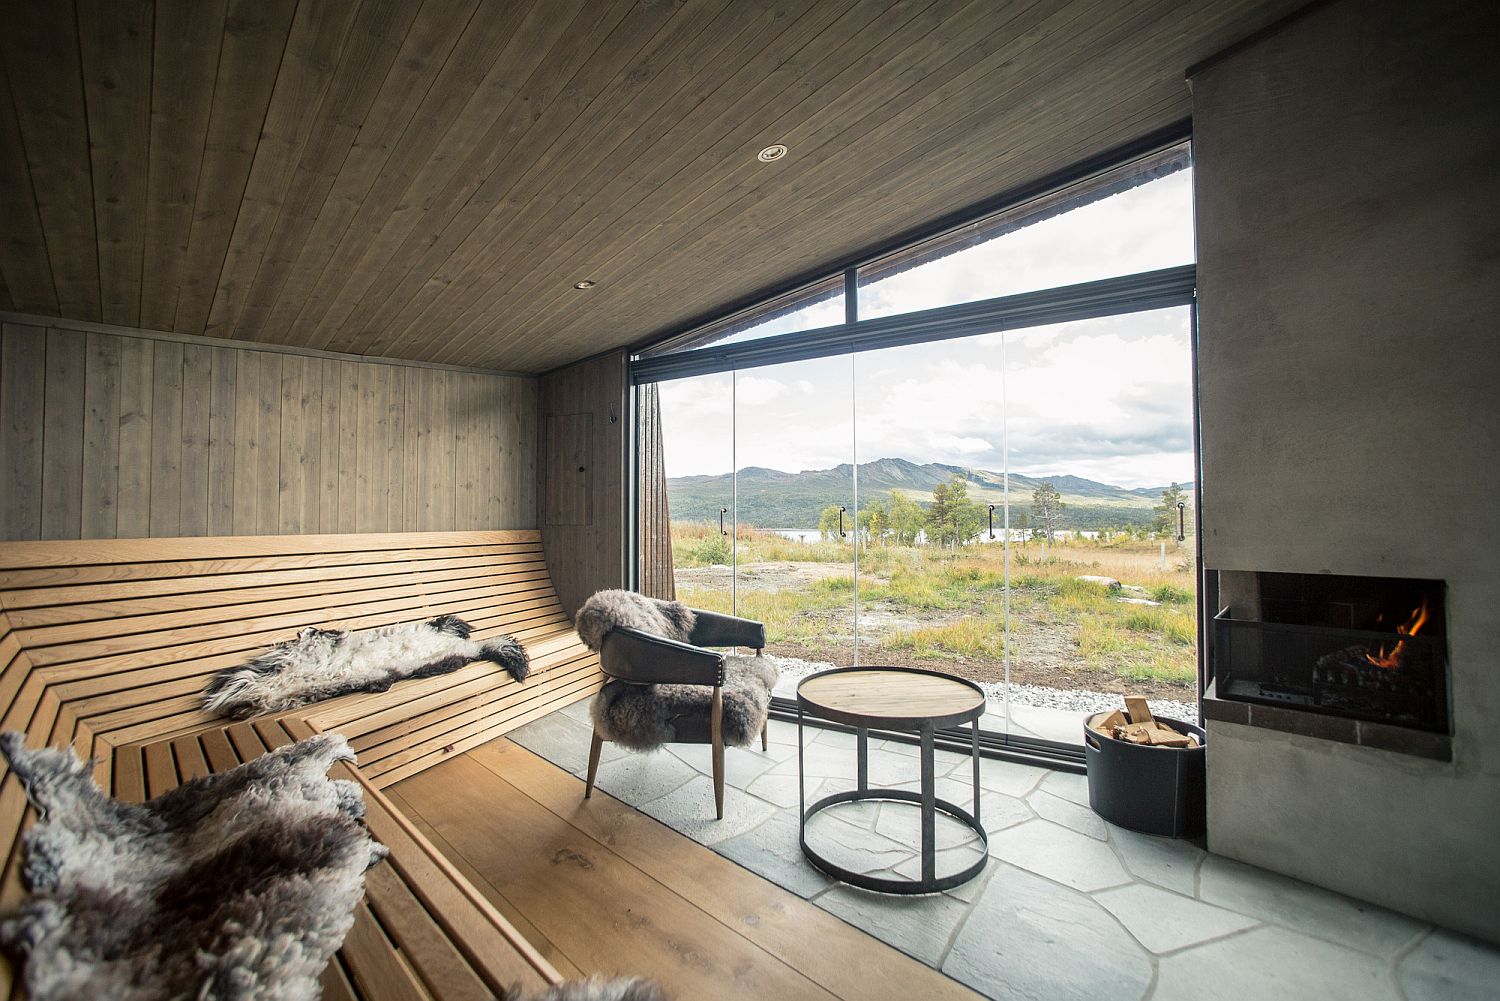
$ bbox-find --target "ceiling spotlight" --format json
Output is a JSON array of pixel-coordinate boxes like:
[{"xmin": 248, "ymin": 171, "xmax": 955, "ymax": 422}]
[
  {"xmin": 573, "ymin": 279, "xmax": 597, "ymax": 289},
  {"xmin": 757, "ymin": 143, "xmax": 788, "ymax": 163}
]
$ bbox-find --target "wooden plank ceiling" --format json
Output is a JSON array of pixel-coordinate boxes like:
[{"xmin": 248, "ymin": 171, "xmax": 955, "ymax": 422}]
[{"xmin": 0, "ymin": 0, "xmax": 1302, "ymax": 373}]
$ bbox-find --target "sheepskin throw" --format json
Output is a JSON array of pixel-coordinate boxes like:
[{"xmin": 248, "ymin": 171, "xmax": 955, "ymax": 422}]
[
  {"xmin": 576, "ymin": 589, "xmax": 696, "ymax": 650},
  {"xmin": 0, "ymin": 731, "xmax": 386, "ymax": 1001},
  {"xmin": 592, "ymin": 653, "xmax": 778, "ymax": 750},
  {"xmin": 204, "ymin": 614, "xmax": 529, "ymax": 719}
]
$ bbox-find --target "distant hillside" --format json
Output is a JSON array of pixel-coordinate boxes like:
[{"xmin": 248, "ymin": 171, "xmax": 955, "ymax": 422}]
[{"xmin": 666, "ymin": 458, "xmax": 1192, "ymax": 530}]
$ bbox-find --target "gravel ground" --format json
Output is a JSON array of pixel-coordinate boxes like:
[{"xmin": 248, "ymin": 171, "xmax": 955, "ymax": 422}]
[{"xmin": 762, "ymin": 653, "xmax": 1197, "ymax": 722}]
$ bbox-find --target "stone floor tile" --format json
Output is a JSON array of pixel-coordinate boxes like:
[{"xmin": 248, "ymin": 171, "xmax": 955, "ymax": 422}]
[
  {"xmin": 1396, "ymin": 929, "xmax": 1500, "ymax": 1001},
  {"xmin": 714, "ymin": 809, "xmax": 834, "ymax": 899},
  {"xmin": 1038, "ymin": 768, "xmax": 1091, "ymax": 807},
  {"xmin": 1028, "ymin": 789, "xmax": 1108, "ymax": 840},
  {"xmin": 1154, "ymin": 925, "xmax": 1402, "ymax": 1001},
  {"xmin": 743, "ymin": 769, "xmax": 819, "ymax": 810},
  {"xmin": 1107, "ymin": 827, "xmax": 1203, "ymax": 896},
  {"xmin": 890, "ymin": 842, "xmax": 989, "ymax": 888},
  {"xmin": 815, "ymin": 884, "xmax": 972, "ymax": 966},
  {"xmin": 637, "ymin": 775, "xmax": 777, "ymax": 847},
  {"xmin": 944, "ymin": 862, "xmax": 1152, "ymax": 1000},
  {"xmin": 508, "ymin": 712, "xmax": 604, "ymax": 775},
  {"xmin": 976, "ymin": 757, "xmax": 1050, "ymax": 797},
  {"xmin": 588, "ymin": 749, "xmax": 697, "ymax": 805},
  {"xmin": 665, "ymin": 740, "xmax": 787, "ymax": 789},
  {"xmin": 875, "ymin": 799, "xmax": 985, "ymax": 851},
  {"xmin": 765, "ymin": 718, "xmax": 800, "ymax": 746},
  {"xmin": 987, "ymin": 819, "xmax": 1131, "ymax": 892},
  {"xmin": 802, "ymin": 811, "xmax": 913, "ymax": 874},
  {"xmin": 1198, "ymin": 855, "xmax": 1424, "ymax": 957},
  {"xmin": 558, "ymin": 696, "xmax": 594, "ymax": 724},
  {"xmin": 1094, "ymin": 882, "xmax": 1258, "ymax": 953}
]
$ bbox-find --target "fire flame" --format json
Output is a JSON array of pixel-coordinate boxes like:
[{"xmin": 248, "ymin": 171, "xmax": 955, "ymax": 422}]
[{"xmin": 1364, "ymin": 599, "xmax": 1430, "ymax": 670}]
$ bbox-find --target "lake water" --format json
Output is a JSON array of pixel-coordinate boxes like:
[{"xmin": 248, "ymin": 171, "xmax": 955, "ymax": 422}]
[{"xmin": 768, "ymin": 528, "xmax": 1099, "ymax": 544}]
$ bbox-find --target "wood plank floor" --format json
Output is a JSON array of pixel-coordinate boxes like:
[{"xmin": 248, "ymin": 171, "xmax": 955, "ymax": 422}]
[{"xmin": 387, "ymin": 739, "xmax": 980, "ymax": 1001}]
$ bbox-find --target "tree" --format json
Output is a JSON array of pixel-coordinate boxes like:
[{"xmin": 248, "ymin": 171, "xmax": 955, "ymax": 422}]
[
  {"xmin": 818, "ymin": 504, "xmax": 846, "ymax": 541},
  {"xmin": 1013, "ymin": 511, "xmax": 1030, "ymax": 548},
  {"xmin": 887, "ymin": 491, "xmax": 926, "ymax": 546},
  {"xmin": 1032, "ymin": 481, "xmax": 1065, "ymax": 545},
  {"xmin": 862, "ymin": 500, "xmax": 890, "ymax": 546},
  {"xmin": 1152, "ymin": 483, "xmax": 1188, "ymax": 543},
  {"xmin": 927, "ymin": 477, "xmax": 985, "ymax": 547}
]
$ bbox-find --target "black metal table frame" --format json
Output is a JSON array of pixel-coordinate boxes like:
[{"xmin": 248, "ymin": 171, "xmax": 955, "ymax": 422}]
[{"xmin": 796, "ymin": 667, "xmax": 989, "ymax": 895}]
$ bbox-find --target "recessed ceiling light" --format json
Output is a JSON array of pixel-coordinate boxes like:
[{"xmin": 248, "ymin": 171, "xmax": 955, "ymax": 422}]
[
  {"xmin": 757, "ymin": 143, "xmax": 788, "ymax": 163},
  {"xmin": 573, "ymin": 279, "xmax": 597, "ymax": 289}
]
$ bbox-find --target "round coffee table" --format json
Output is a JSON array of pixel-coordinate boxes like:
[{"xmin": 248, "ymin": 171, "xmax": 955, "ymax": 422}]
[{"xmin": 796, "ymin": 666, "xmax": 988, "ymax": 894}]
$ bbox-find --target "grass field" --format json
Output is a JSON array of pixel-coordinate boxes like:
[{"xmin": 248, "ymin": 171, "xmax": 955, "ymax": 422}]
[{"xmin": 670, "ymin": 522, "xmax": 1198, "ymax": 696}]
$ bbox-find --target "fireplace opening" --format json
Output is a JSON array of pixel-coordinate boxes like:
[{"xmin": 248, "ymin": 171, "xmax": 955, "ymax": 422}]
[{"xmin": 1213, "ymin": 572, "xmax": 1448, "ymax": 734}]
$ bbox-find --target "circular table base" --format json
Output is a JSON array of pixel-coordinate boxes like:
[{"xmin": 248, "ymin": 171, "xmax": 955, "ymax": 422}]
[{"xmin": 800, "ymin": 788, "xmax": 989, "ymax": 894}]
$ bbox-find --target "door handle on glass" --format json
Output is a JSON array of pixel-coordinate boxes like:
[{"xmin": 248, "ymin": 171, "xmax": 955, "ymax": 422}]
[
  {"xmin": 988, "ymin": 504, "xmax": 996, "ymax": 540},
  {"xmin": 838, "ymin": 506, "xmax": 847, "ymax": 539},
  {"xmin": 719, "ymin": 507, "xmax": 728, "ymax": 537},
  {"xmin": 1176, "ymin": 502, "xmax": 1186, "ymax": 542}
]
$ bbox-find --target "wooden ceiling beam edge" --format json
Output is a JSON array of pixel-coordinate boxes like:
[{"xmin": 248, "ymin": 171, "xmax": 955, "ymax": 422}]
[{"xmin": 0, "ymin": 310, "xmax": 532, "ymax": 380}]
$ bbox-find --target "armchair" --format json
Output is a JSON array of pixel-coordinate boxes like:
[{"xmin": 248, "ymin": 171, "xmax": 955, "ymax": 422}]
[{"xmin": 576, "ymin": 592, "xmax": 778, "ymax": 819}]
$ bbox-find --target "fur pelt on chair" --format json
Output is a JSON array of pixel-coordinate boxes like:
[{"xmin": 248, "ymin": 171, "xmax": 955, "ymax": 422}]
[
  {"xmin": 0, "ymin": 731, "xmax": 386, "ymax": 1001},
  {"xmin": 575, "ymin": 589, "xmax": 695, "ymax": 650},
  {"xmin": 204, "ymin": 614, "xmax": 529, "ymax": 719},
  {"xmin": 592, "ymin": 653, "xmax": 778, "ymax": 751}
]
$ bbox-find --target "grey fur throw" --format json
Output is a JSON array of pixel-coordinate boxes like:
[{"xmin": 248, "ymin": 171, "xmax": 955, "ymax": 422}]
[
  {"xmin": 576, "ymin": 589, "xmax": 695, "ymax": 650},
  {"xmin": 0, "ymin": 731, "xmax": 386, "ymax": 1001},
  {"xmin": 518, "ymin": 975, "xmax": 668, "ymax": 1001},
  {"xmin": 593, "ymin": 653, "xmax": 779, "ymax": 751},
  {"xmin": 204, "ymin": 614, "xmax": 529, "ymax": 719}
]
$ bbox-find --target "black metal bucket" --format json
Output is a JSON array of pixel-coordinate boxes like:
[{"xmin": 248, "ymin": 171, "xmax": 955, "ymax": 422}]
[{"xmin": 1084, "ymin": 713, "xmax": 1206, "ymax": 838}]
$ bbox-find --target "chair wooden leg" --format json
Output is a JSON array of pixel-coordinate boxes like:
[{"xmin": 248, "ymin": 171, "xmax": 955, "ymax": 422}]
[
  {"xmin": 711, "ymin": 685, "xmax": 725, "ymax": 820},
  {"xmin": 584, "ymin": 730, "xmax": 603, "ymax": 800}
]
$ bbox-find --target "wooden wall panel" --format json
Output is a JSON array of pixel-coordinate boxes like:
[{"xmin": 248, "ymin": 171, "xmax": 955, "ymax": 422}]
[
  {"xmin": 538, "ymin": 352, "xmax": 625, "ymax": 617},
  {"xmin": 0, "ymin": 316, "xmax": 537, "ymax": 541}
]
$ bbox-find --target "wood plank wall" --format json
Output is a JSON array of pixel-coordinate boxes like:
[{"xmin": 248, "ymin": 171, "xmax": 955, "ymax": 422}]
[
  {"xmin": 0, "ymin": 317, "xmax": 537, "ymax": 541},
  {"xmin": 636, "ymin": 382, "xmax": 674, "ymax": 600},
  {"xmin": 538, "ymin": 352, "xmax": 626, "ymax": 617}
]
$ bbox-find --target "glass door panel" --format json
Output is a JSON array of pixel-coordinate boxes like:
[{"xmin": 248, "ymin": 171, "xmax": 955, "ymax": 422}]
[
  {"xmin": 733, "ymin": 356, "xmax": 856, "ymax": 666},
  {"xmin": 852, "ymin": 338, "xmax": 1012, "ymax": 735},
  {"xmin": 647, "ymin": 373, "xmax": 736, "ymax": 614},
  {"xmin": 1001, "ymin": 307, "xmax": 1198, "ymax": 745}
]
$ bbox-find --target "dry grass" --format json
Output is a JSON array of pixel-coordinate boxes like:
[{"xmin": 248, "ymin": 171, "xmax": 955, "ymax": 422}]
[{"xmin": 669, "ymin": 525, "xmax": 1199, "ymax": 688}]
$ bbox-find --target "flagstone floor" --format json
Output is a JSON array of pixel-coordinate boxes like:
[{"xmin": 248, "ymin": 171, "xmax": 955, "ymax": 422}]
[{"xmin": 509, "ymin": 699, "xmax": 1497, "ymax": 1001}]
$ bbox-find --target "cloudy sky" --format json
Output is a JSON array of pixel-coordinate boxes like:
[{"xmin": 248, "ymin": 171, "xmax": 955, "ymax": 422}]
[{"xmin": 657, "ymin": 168, "xmax": 1196, "ymax": 489}]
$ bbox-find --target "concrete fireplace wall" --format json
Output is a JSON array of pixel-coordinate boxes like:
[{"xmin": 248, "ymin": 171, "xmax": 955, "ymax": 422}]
[{"xmin": 1192, "ymin": 0, "xmax": 1500, "ymax": 942}]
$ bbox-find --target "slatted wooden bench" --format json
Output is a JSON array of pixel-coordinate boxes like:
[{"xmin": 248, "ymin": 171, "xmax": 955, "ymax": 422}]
[{"xmin": 0, "ymin": 530, "xmax": 601, "ymax": 999}]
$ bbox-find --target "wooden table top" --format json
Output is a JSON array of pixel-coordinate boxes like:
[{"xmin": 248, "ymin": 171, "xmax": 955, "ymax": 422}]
[{"xmin": 797, "ymin": 667, "xmax": 986, "ymax": 730}]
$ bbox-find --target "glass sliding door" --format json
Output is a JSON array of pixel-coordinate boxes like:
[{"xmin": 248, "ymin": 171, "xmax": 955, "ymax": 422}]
[
  {"xmin": 852, "ymin": 339, "xmax": 1012, "ymax": 733},
  {"xmin": 998, "ymin": 307, "xmax": 1198, "ymax": 743},
  {"xmin": 733, "ymin": 356, "xmax": 857, "ymax": 666},
  {"xmin": 645, "ymin": 373, "xmax": 737, "ymax": 612}
]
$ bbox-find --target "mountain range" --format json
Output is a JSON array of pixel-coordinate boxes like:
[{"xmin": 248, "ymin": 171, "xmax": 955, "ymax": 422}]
[{"xmin": 666, "ymin": 457, "xmax": 1193, "ymax": 530}]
